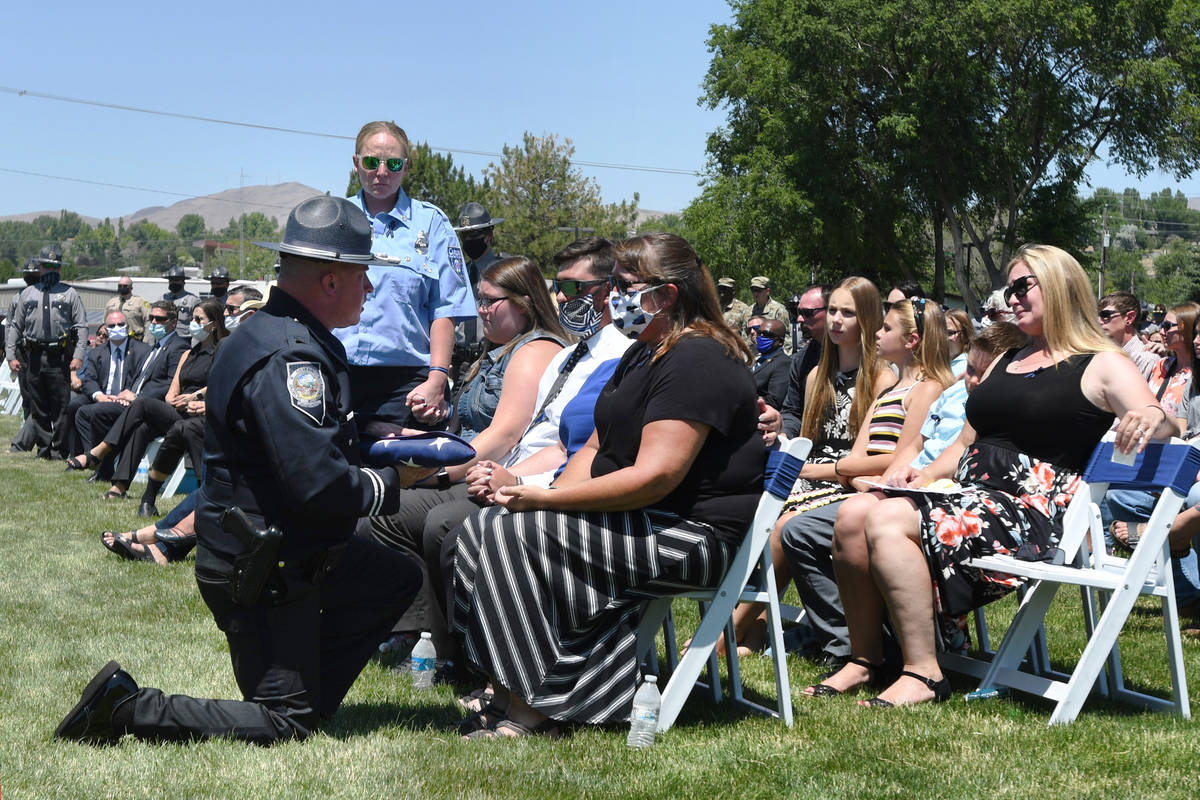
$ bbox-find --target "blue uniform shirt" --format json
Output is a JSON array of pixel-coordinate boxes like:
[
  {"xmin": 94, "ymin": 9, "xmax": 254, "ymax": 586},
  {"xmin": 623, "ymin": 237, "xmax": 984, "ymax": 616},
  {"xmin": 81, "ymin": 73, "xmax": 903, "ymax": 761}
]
[{"xmin": 334, "ymin": 189, "xmax": 477, "ymax": 367}]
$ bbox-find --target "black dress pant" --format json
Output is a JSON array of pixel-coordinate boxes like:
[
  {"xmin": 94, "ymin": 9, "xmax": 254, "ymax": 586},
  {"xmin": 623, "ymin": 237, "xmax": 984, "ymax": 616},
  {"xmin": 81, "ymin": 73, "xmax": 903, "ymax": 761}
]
[
  {"xmin": 104, "ymin": 397, "xmax": 184, "ymax": 485},
  {"xmin": 75, "ymin": 401, "xmax": 125, "ymax": 480},
  {"xmin": 152, "ymin": 415, "xmax": 206, "ymax": 479},
  {"xmin": 24, "ymin": 346, "xmax": 72, "ymax": 459},
  {"xmin": 65, "ymin": 393, "xmax": 90, "ymax": 457},
  {"xmin": 124, "ymin": 537, "xmax": 421, "ymax": 744}
]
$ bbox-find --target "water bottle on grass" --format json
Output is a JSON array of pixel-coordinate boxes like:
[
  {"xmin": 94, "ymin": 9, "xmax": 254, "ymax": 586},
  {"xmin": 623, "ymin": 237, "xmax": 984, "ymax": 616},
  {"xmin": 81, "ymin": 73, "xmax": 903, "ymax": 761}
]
[
  {"xmin": 626, "ymin": 674, "xmax": 661, "ymax": 748},
  {"xmin": 410, "ymin": 632, "xmax": 436, "ymax": 690}
]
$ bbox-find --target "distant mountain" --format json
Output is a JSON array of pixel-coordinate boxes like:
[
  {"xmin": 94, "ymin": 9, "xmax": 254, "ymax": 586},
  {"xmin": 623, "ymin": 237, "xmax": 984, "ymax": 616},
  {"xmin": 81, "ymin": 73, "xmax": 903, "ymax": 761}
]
[
  {"xmin": 0, "ymin": 182, "xmax": 326, "ymax": 235},
  {"xmin": 123, "ymin": 182, "xmax": 325, "ymax": 233}
]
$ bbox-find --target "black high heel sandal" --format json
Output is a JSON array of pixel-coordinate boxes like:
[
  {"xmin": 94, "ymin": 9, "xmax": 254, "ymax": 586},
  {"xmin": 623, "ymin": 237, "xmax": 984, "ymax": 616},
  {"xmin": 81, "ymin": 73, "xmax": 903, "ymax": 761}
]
[
  {"xmin": 802, "ymin": 656, "xmax": 883, "ymax": 697},
  {"xmin": 859, "ymin": 669, "xmax": 951, "ymax": 708},
  {"xmin": 65, "ymin": 453, "xmax": 100, "ymax": 471}
]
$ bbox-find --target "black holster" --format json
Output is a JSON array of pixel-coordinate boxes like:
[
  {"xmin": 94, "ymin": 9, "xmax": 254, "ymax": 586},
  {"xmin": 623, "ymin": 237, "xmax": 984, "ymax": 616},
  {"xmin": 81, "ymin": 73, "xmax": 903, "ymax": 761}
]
[{"xmin": 221, "ymin": 506, "xmax": 283, "ymax": 607}]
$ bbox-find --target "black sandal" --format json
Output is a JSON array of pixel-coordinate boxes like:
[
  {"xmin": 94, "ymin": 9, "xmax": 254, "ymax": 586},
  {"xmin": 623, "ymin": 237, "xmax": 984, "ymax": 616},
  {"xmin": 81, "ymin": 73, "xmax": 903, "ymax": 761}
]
[
  {"xmin": 65, "ymin": 453, "xmax": 100, "ymax": 471},
  {"xmin": 463, "ymin": 716, "xmax": 564, "ymax": 740},
  {"xmin": 859, "ymin": 670, "xmax": 951, "ymax": 708},
  {"xmin": 455, "ymin": 700, "xmax": 508, "ymax": 735},
  {"xmin": 103, "ymin": 488, "xmax": 127, "ymax": 500},
  {"xmin": 802, "ymin": 657, "xmax": 881, "ymax": 697},
  {"xmin": 101, "ymin": 531, "xmax": 153, "ymax": 562},
  {"xmin": 457, "ymin": 687, "xmax": 495, "ymax": 714}
]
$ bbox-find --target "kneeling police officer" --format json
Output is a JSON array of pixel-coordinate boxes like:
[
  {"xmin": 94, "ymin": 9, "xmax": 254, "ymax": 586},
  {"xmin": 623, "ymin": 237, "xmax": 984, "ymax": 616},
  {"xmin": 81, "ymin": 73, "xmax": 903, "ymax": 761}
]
[{"xmin": 56, "ymin": 195, "xmax": 423, "ymax": 745}]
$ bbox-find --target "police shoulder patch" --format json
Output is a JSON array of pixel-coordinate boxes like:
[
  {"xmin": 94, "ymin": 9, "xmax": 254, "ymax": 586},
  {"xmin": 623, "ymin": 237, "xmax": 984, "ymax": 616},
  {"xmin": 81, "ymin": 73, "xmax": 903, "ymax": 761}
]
[
  {"xmin": 286, "ymin": 362, "xmax": 325, "ymax": 425},
  {"xmin": 447, "ymin": 245, "xmax": 467, "ymax": 284}
]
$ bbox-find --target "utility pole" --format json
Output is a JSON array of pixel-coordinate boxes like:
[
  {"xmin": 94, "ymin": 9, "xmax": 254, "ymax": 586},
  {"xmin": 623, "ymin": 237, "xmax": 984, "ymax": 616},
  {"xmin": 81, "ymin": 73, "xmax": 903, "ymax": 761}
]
[
  {"xmin": 1098, "ymin": 205, "xmax": 1109, "ymax": 299},
  {"xmin": 239, "ymin": 168, "xmax": 246, "ymax": 277}
]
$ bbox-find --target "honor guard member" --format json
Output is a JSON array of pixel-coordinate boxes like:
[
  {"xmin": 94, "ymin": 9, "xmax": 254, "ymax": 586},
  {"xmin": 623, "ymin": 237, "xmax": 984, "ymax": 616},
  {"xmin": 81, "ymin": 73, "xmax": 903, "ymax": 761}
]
[
  {"xmin": 450, "ymin": 201, "xmax": 503, "ymax": 382},
  {"xmin": 7, "ymin": 259, "xmax": 42, "ymax": 451},
  {"xmin": 104, "ymin": 277, "xmax": 152, "ymax": 341},
  {"xmin": 163, "ymin": 264, "xmax": 199, "ymax": 340},
  {"xmin": 56, "ymin": 195, "xmax": 423, "ymax": 746},
  {"xmin": 4, "ymin": 246, "xmax": 88, "ymax": 459},
  {"xmin": 335, "ymin": 121, "xmax": 477, "ymax": 430},
  {"xmin": 205, "ymin": 265, "xmax": 231, "ymax": 300},
  {"xmin": 717, "ymin": 276, "xmax": 751, "ymax": 335},
  {"xmin": 749, "ymin": 275, "xmax": 793, "ymax": 354}
]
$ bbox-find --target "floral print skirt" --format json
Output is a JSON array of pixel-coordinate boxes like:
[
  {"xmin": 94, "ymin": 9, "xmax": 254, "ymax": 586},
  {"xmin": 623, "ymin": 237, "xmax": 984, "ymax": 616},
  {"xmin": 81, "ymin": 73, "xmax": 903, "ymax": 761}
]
[{"xmin": 907, "ymin": 440, "xmax": 1083, "ymax": 618}]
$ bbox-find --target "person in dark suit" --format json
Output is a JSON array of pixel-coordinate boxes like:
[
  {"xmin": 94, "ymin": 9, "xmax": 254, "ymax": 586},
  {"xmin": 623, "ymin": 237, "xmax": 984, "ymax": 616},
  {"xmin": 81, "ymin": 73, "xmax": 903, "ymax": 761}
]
[
  {"xmin": 68, "ymin": 302, "xmax": 189, "ymax": 480},
  {"xmin": 749, "ymin": 317, "xmax": 791, "ymax": 410},
  {"xmin": 68, "ymin": 310, "xmax": 150, "ymax": 457}
]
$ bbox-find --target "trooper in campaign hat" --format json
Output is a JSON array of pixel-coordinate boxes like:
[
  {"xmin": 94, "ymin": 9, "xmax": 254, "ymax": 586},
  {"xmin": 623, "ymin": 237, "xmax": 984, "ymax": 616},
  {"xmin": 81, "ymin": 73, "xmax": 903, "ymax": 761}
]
[
  {"xmin": 55, "ymin": 194, "xmax": 421, "ymax": 746},
  {"xmin": 162, "ymin": 264, "xmax": 199, "ymax": 335},
  {"xmin": 451, "ymin": 201, "xmax": 504, "ymax": 381},
  {"xmin": 204, "ymin": 265, "xmax": 231, "ymax": 300},
  {"xmin": 21, "ymin": 256, "xmax": 41, "ymax": 285}
]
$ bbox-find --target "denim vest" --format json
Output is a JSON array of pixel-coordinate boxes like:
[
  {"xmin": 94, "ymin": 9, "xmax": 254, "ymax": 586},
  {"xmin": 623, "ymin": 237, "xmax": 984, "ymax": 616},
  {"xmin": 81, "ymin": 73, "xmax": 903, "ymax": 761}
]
[{"xmin": 456, "ymin": 329, "xmax": 565, "ymax": 440}]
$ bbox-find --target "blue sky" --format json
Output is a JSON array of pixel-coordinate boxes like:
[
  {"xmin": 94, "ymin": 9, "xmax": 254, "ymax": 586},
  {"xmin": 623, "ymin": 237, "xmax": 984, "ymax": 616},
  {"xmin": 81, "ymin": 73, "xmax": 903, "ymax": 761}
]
[{"xmin": 2, "ymin": 0, "xmax": 1198, "ymax": 224}]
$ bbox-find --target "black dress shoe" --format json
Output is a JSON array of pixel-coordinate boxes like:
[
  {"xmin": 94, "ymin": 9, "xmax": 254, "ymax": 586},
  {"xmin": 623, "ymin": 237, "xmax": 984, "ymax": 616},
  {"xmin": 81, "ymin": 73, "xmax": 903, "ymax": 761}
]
[
  {"xmin": 54, "ymin": 661, "xmax": 138, "ymax": 743},
  {"xmin": 137, "ymin": 502, "xmax": 160, "ymax": 518}
]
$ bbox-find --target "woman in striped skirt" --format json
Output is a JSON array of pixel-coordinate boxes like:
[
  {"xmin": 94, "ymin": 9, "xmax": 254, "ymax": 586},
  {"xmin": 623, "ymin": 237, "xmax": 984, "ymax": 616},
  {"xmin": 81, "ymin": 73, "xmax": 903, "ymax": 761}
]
[{"xmin": 448, "ymin": 233, "xmax": 766, "ymax": 738}]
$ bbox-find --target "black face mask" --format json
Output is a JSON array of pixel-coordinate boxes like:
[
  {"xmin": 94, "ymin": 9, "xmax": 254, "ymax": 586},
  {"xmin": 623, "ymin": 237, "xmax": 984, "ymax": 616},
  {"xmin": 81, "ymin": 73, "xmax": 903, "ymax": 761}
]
[
  {"xmin": 39, "ymin": 271, "xmax": 60, "ymax": 289},
  {"xmin": 118, "ymin": 285, "xmax": 131, "ymax": 296},
  {"xmin": 23, "ymin": 274, "xmax": 39, "ymax": 286},
  {"xmin": 211, "ymin": 285, "xmax": 228, "ymax": 298},
  {"xmin": 168, "ymin": 282, "xmax": 185, "ymax": 294},
  {"xmin": 463, "ymin": 238, "xmax": 489, "ymax": 261}
]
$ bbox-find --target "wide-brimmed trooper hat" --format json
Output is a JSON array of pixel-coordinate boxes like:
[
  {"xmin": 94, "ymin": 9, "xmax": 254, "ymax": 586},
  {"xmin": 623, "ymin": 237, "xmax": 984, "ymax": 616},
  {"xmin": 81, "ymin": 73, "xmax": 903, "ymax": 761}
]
[
  {"xmin": 38, "ymin": 245, "xmax": 64, "ymax": 266},
  {"xmin": 205, "ymin": 265, "xmax": 230, "ymax": 281},
  {"xmin": 453, "ymin": 201, "xmax": 504, "ymax": 233},
  {"xmin": 256, "ymin": 196, "xmax": 392, "ymax": 266}
]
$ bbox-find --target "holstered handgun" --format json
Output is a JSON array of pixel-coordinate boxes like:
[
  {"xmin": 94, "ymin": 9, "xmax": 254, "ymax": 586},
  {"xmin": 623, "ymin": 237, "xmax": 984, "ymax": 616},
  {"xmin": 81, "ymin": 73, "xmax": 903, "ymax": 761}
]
[{"xmin": 221, "ymin": 506, "xmax": 283, "ymax": 606}]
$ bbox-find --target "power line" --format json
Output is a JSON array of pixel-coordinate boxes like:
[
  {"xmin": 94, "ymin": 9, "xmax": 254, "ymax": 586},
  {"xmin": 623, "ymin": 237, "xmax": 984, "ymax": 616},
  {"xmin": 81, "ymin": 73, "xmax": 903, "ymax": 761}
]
[{"xmin": 0, "ymin": 86, "xmax": 700, "ymax": 177}]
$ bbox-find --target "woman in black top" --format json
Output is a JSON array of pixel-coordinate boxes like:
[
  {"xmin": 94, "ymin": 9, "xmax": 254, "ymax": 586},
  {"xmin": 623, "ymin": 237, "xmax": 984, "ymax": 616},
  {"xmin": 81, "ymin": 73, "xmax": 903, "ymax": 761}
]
[
  {"xmin": 68, "ymin": 298, "xmax": 229, "ymax": 502},
  {"xmin": 448, "ymin": 233, "xmax": 764, "ymax": 738},
  {"xmin": 822, "ymin": 244, "xmax": 1178, "ymax": 707}
]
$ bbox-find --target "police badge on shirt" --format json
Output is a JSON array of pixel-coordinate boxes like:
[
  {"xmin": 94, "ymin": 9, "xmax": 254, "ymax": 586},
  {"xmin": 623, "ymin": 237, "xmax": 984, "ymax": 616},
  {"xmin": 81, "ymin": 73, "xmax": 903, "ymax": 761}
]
[{"xmin": 287, "ymin": 362, "xmax": 325, "ymax": 425}]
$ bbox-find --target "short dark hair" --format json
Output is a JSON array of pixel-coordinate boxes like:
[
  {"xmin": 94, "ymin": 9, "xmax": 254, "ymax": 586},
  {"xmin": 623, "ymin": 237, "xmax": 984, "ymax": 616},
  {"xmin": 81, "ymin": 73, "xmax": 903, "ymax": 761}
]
[
  {"xmin": 150, "ymin": 300, "xmax": 177, "ymax": 321},
  {"xmin": 230, "ymin": 285, "xmax": 263, "ymax": 301},
  {"xmin": 802, "ymin": 283, "xmax": 831, "ymax": 305},
  {"xmin": 1099, "ymin": 290, "xmax": 1139, "ymax": 318},
  {"xmin": 972, "ymin": 320, "xmax": 1029, "ymax": 356},
  {"xmin": 552, "ymin": 237, "xmax": 615, "ymax": 278},
  {"xmin": 891, "ymin": 279, "xmax": 925, "ymax": 299}
]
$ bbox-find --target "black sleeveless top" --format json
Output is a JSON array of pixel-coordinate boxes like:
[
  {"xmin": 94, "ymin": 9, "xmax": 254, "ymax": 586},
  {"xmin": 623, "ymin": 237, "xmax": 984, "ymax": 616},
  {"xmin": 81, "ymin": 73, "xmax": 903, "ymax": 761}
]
[{"xmin": 965, "ymin": 350, "xmax": 1114, "ymax": 471}]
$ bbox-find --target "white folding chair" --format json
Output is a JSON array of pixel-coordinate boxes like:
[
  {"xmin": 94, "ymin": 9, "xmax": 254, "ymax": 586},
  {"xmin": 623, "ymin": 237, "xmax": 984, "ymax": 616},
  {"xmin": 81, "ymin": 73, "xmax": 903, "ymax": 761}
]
[
  {"xmin": 967, "ymin": 439, "xmax": 1199, "ymax": 725},
  {"xmin": 634, "ymin": 436, "xmax": 812, "ymax": 733},
  {"xmin": 0, "ymin": 361, "xmax": 23, "ymax": 415}
]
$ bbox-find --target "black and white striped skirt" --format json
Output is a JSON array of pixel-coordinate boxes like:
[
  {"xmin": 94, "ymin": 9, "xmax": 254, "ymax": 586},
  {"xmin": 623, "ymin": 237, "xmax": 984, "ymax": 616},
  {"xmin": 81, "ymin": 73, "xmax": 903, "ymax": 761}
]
[{"xmin": 451, "ymin": 505, "xmax": 733, "ymax": 724}]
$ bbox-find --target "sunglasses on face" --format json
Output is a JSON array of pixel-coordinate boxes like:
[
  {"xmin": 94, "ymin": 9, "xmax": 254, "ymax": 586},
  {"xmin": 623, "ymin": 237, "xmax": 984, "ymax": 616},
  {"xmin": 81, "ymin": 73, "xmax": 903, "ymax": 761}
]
[
  {"xmin": 1003, "ymin": 275, "xmax": 1038, "ymax": 304},
  {"xmin": 796, "ymin": 306, "xmax": 826, "ymax": 319},
  {"xmin": 609, "ymin": 275, "xmax": 659, "ymax": 294},
  {"xmin": 746, "ymin": 325, "xmax": 762, "ymax": 335},
  {"xmin": 1161, "ymin": 320, "xmax": 1179, "ymax": 332},
  {"xmin": 224, "ymin": 304, "xmax": 242, "ymax": 315},
  {"xmin": 1098, "ymin": 309, "xmax": 1123, "ymax": 321},
  {"xmin": 104, "ymin": 323, "xmax": 125, "ymax": 330},
  {"xmin": 551, "ymin": 278, "xmax": 608, "ymax": 298},
  {"xmin": 357, "ymin": 155, "xmax": 406, "ymax": 172},
  {"xmin": 148, "ymin": 315, "xmax": 171, "ymax": 323}
]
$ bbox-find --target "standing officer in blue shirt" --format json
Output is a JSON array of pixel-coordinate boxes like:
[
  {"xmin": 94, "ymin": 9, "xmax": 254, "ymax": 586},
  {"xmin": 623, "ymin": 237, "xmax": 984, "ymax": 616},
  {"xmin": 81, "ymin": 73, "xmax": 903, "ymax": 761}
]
[{"xmin": 335, "ymin": 121, "xmax": 477, "ymax": 430}]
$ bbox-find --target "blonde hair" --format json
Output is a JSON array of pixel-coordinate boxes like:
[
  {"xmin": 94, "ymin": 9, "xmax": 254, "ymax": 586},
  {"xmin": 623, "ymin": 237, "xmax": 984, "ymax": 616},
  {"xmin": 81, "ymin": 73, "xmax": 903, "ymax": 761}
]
[
  {"xmin": 801, "ymin": 276, "xmax": 885, "ymax": 443},
  {"xmin": 1010, "ymin": 244, "xmax": 1117, "ymax": 358},
  {"xmin": 354, "ymin": 121, "xmax": 411, "ymax": 158},
  {"xmin": 891, "ymin": 299, "xmax": 955, "ymax": 389},
  {"xmin": 945, "ymin": 308, "xmax": 975, "ymax": 355}
]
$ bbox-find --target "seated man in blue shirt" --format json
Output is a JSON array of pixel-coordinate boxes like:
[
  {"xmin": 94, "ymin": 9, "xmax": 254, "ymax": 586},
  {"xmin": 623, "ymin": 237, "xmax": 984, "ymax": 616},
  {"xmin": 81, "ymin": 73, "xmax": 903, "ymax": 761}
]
[{"xmin": 335, "ymin": 120, "xmax": 477, "ymax": 431}]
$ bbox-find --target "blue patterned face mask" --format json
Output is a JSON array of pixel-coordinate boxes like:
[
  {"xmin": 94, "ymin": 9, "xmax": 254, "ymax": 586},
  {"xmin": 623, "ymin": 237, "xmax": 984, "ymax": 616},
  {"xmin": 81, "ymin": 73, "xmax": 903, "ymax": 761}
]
[
  {"xmin": 558, "ymin": 295, "xmax": 605, "ymax": 338},
  {"xmin": 608, "ymin": 285, "xmax": 663, "ymax": 339}
]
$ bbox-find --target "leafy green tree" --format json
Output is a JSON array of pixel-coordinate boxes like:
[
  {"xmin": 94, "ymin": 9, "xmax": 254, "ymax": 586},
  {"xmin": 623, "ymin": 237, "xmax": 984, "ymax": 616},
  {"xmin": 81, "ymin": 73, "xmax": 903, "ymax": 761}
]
[
  {"xmin": 700, "ymin": 0, "xmax": 1200, "ymax": 309},
  {"xmin": 479, "ymin": 132, "xmax": 638, "ymax": 270},
  {"xmin": 176, "ymin": 214, "xmax": 208, "ymax": 245}
]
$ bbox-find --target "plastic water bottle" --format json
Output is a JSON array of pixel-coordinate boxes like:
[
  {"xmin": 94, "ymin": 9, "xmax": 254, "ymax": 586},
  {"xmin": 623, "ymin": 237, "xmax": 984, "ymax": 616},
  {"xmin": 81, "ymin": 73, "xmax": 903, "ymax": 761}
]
[
  {"xmin": 626, "ymin": 675, "xmax": 661, "ymax": 748},
  {"xmin": 410, "ymin": 632, "xmax": 436, "ymax": 690}
]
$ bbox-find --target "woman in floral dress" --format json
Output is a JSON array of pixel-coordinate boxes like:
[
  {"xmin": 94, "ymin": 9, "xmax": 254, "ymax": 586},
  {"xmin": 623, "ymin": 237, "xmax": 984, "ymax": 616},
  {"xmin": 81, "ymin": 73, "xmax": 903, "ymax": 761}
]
[{"xmin": 820, "ymin": 244, "xmax": 1178, "ymax": 707}]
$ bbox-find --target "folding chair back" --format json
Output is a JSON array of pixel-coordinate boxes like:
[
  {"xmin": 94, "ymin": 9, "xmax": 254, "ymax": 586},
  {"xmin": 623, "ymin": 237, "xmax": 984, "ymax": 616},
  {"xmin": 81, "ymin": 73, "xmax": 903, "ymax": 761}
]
[
  {"xmin": 968, "ymin": 439, "xmax": 1200, "ymax": 724},
  {"xmin": 634, "ymin": 436, "xmax": 812, "ymax": 733}
]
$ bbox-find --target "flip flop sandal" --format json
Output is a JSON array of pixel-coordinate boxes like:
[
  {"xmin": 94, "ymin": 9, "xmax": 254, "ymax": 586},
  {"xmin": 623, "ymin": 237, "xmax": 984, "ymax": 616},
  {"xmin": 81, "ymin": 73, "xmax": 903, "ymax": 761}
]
[
  {"xmin": 464, "ymin": 716, "xmax": 564, "ymax": 740},
  {"xmin": 457, "ymin": 687, "xmax": 495, "ymax": 714}
]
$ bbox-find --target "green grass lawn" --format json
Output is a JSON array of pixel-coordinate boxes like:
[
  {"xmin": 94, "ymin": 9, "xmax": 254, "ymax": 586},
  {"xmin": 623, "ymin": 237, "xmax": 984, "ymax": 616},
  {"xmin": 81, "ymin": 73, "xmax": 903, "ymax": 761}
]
[{"xmin": 1, "ymin": 414, "xmax": 1198, "ymax": 799}]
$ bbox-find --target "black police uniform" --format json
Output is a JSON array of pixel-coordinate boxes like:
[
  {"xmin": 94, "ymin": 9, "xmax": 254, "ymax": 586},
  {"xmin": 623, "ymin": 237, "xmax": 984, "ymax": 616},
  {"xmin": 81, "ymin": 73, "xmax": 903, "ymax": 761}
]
[
  {"xmin": 3, "ymin": 275, "xmax": 88, "ymax": 458},
  {"xmin": 115, "ymin": 288, "xmax": 422, "ymax": 744}
]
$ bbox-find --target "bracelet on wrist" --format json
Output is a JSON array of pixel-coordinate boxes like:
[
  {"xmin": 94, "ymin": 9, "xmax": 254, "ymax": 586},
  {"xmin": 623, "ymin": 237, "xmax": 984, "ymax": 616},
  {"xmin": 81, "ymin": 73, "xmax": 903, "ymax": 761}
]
[
  {"xmin": 833, "ymin": 459, "xmax": 843, "ymax": 477},
  {"xmin": 428, "ymin": 365, "xmax": 450, "ymax": 376}
]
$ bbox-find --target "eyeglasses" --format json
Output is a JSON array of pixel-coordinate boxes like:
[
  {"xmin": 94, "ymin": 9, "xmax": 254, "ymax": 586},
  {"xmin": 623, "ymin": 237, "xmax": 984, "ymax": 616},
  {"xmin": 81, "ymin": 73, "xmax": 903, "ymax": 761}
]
[
  {"xmin": 1003, "ymin": 275, "xmax": 1038, "ymax": 304},
  {"xmin": 796, "ymin": 306, "xmax": 826, "ymax": 319},
  {"xmin": 357, "ymin": 155, "xmax": 406, "ymax": 172},
  {"xmin": 477, "ymin": 294, "xmax": 510, "ymax": 310},
  {"xmin": 551, "ymin": 278, "xmax": 608, "ymax": 298},
  {"xmin": 1098, "ymin": 309, "xmax": 1123, "ymax": 322}
]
